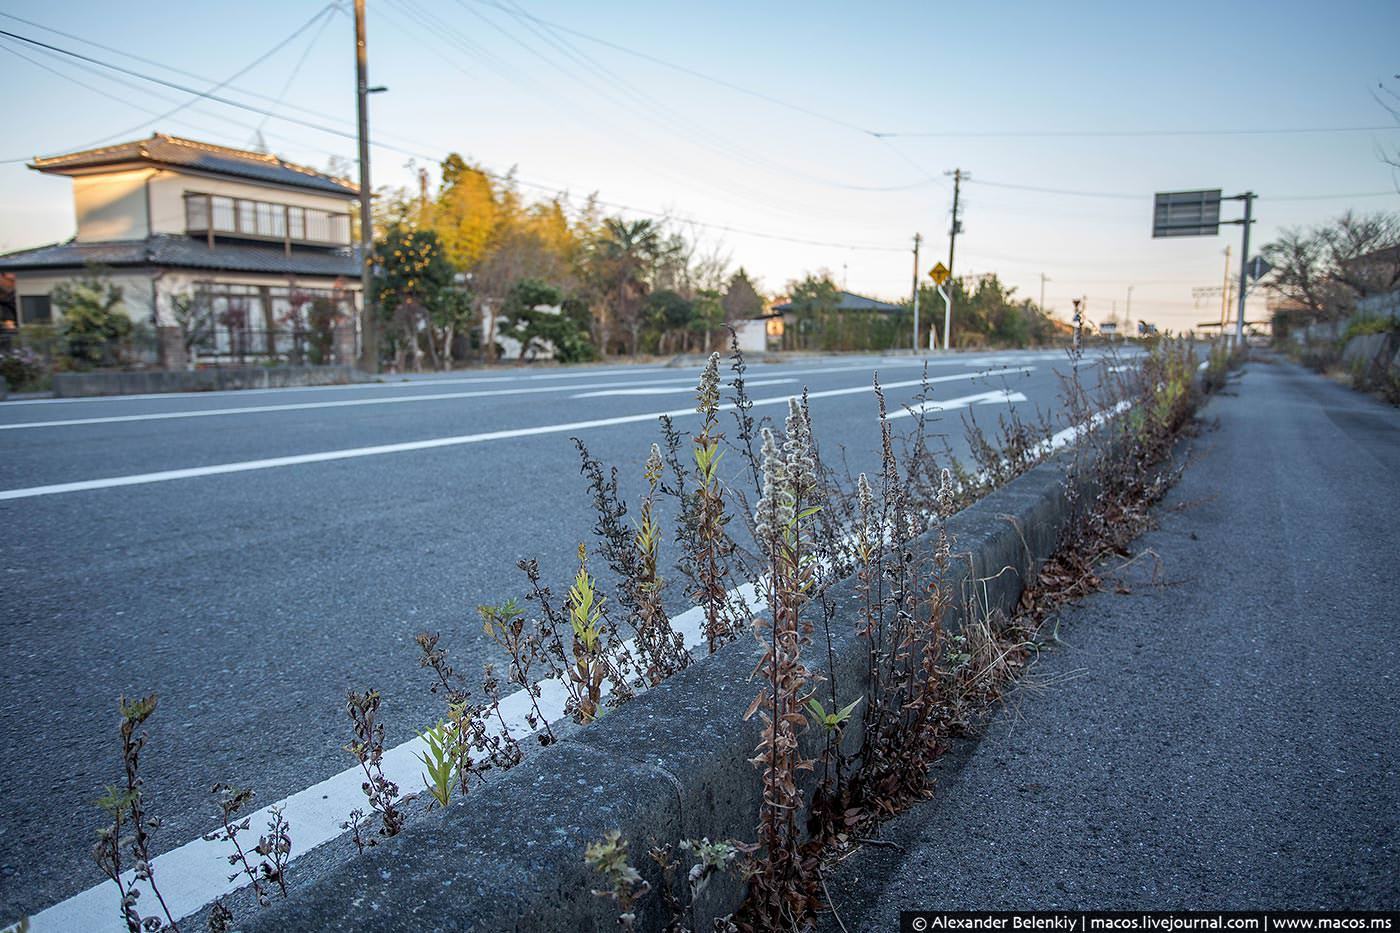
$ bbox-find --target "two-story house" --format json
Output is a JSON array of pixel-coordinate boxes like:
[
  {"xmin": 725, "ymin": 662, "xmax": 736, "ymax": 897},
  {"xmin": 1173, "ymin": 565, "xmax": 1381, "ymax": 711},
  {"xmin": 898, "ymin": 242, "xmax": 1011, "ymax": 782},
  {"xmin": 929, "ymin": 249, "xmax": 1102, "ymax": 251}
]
[{"xmin": 0, "ymin": 133, "xmax": 362, "ymax": 366}]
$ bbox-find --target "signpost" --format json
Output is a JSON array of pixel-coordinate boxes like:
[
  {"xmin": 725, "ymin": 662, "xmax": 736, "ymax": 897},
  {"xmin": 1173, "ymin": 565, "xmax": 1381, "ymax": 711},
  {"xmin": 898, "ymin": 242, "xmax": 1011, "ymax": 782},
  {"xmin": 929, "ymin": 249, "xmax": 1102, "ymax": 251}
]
[
  {"xmin": 928, "ymin": 263, "xmax": 951, "ymax": 350},
  {"xmin": 1151, "ymin": 188, "xmax": 1256, "ymax": 345}
]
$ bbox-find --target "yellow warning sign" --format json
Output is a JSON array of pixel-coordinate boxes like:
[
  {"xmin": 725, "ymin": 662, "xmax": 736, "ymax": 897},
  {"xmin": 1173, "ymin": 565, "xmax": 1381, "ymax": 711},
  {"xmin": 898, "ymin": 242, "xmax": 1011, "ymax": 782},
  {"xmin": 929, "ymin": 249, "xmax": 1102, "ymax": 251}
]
[{"xmin": 928, "ymin": 262, "xmax": 950, "ymax": 285}]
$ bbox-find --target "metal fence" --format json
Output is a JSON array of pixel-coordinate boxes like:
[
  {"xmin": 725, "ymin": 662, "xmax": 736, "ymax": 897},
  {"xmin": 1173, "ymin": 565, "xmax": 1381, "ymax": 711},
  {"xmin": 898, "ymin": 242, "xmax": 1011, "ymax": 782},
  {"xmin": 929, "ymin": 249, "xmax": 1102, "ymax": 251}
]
[{"xmin": 186, "ymin": 283, "xmax": 358, "ymax": 364}]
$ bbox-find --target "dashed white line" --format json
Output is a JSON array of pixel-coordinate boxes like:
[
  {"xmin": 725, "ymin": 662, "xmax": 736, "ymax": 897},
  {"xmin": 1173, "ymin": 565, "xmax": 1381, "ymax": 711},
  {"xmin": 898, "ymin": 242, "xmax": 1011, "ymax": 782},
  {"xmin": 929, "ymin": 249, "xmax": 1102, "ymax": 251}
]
[
  {"xmin": 887, "ymin": 389, "xmax": 1030, "ymax": 420},
  {"xmin": 573, "ymin": 377, "xmax": 796, "ymax": 398}
]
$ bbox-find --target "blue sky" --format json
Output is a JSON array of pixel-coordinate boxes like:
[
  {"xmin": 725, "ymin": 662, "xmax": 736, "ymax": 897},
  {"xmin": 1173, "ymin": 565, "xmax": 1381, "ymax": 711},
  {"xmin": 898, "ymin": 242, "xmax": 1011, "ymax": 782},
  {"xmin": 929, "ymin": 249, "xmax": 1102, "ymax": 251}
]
[{"xmin": 1, "ymin": 0, "xmax": 1397, "ymax": 330}]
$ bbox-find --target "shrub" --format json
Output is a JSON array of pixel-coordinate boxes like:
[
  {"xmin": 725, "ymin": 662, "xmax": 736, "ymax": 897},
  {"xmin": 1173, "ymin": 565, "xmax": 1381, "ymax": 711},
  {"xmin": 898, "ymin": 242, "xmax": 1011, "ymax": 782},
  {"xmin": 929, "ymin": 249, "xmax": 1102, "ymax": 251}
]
[
  {"xmin": 1345, "ymin": 315, "xmax": 1398, "ymax": 340},
  {"xmin": 0, "ymin": 347, "xmax": 47, "ymax": 391},
  {"xmin": 53, "ymin": 270, "xmax": 131, "ymax": 367}
]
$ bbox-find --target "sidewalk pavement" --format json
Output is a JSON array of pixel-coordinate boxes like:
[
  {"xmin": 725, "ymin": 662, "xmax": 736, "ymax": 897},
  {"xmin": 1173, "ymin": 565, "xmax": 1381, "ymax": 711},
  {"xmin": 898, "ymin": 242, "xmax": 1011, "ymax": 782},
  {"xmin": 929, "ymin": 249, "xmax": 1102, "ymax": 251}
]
[{"xmin": 819, "ymin": 358, "xmax": 1400, "ymax": 927}]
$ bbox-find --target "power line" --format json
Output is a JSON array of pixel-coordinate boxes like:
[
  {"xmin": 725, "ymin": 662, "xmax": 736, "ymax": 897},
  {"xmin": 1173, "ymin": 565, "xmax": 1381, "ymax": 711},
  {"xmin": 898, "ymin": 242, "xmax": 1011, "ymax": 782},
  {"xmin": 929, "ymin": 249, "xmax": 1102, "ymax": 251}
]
[
  {"xmin": 877, "ymin": 124, "xmax": 1399, "ymax": 139},
  {"xmin": 968, "ymin": 176, "xmax": 1397, "ymax": 203},
  {"xmin": 0, "ymin": 38, "xmax": 313, "ymax": 163},
  {"xmin": 0, "ymin": 27, "xmax": 370, "ymax": 142},
  {"xmin": 255, "ymin": 4, "xmax": 343, "ymax": 137},
  {"xmin": 0, "ymin": 10, "xmax": 362, "ymax": 125},
  {"xmin": 463, "ymin": 0, "xmax": 882, "ymax": 138},
  {"xmin": 0, "ymin": 26, "xmax": 906, "ymax": 256},
  {"xmin": 62, "ymin": 5, "xmax": 339, "ymax": 158}
]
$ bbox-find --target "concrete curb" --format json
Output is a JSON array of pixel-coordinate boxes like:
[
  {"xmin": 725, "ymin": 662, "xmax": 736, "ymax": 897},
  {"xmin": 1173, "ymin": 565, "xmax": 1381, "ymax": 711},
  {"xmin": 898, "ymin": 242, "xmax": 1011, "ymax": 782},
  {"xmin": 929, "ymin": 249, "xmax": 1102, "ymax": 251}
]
[
  {"xmin": 246, "ymin": 444, "xmax": 1097, "ymax": 933},
  {"xmin": 51, "ymin": 365, "xmax": 373, "ymax": 397}
]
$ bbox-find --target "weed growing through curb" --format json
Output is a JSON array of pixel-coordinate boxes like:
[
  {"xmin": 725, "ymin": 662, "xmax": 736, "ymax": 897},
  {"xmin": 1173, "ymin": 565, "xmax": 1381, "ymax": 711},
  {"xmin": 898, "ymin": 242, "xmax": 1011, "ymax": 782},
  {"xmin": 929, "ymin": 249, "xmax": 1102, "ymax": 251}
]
[
  {"xmin": 340, "ymin": 808, "xmax": 370, "ymax": 856},
  {"xmin": 690, "ymin": 352, "xmax": 743, "ymax": 652},
  {"xmin": 589, "ymin": 831, "xmax": 742, "ymax": 932},
  {"xmin": 480, "ymin": 599, "xmax": 559, "ymax": 741},
  {"xmin": 204, "ymin": 900, "xmax": 233, "ymax": 932},
  {"xmin": 586, "ymin": 830, "xmax": 651, "ymax": 930},
  {"xmin": 344, "ymin": 689, "xmax": 405, "ymax": 843},
  {"xmin": 634, "ymin": 443, "xmax": 691, "ymax": 681},
  {"xmin": 743, "ymin": 402, "xmax": 824, "ymax": 928},
  {"xmin": 567, "ymin": 543, "xmax": 609, "ymax": 723},
  {"xmin": 203, "ymin": 784, "xmax": 291, "ymax": 906},
  {"xmin": 93, "ymin": 694, "xmax": 180, "ymax": 933},
  {"xmin": 415, "ymin": 722, "xmax": 455, "ymax": 809}
]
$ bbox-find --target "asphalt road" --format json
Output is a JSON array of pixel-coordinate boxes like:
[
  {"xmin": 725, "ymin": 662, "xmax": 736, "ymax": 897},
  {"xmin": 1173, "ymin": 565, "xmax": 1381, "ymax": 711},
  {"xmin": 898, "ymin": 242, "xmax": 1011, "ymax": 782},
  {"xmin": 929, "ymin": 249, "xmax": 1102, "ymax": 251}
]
[
  {"xmin": 819, "ymin": 358, "xmax": 1400, "ymax": 924},
  {"xmin": 0, "ymin": 348, "xmax": 1120, "ymax": 923}
]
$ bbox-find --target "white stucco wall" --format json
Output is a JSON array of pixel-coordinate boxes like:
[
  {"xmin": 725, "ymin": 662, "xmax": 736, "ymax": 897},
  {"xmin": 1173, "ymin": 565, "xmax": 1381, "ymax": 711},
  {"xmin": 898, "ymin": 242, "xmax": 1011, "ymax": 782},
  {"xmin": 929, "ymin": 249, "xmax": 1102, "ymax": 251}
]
[
  {"xmin": 13, "ymin": 271, "xmax": 156, "ymax": 326},
  {"xmin": 72, "ymin": 169, "xmax": 153, "ymax": 242},
  {"xmin": 734, "ymin": 318, "xmax": 768, "ymax": 354}
]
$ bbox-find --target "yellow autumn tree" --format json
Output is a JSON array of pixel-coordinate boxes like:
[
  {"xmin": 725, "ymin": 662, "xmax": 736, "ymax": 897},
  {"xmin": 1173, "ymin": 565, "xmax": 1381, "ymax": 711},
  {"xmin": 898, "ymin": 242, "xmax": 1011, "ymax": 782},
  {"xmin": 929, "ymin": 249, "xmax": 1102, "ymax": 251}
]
[{"xmin": 431, "ymin": 154, "xmax": 500, "ymax": 271}]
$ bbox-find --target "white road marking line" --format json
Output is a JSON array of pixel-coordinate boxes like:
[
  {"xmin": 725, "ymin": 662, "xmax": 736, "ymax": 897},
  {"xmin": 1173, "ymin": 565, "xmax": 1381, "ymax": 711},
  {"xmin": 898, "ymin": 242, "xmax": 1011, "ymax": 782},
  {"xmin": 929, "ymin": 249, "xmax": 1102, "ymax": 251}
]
[
  {"xmin": 0, "ymin": 366, "xmax": 1030, "ymax": 502},
  {"xmin": 573, "ymin": 377, "xmax": 796, "ymax": 398},
  {"xmin": 886, "ymin": 389, "xmax": 1029, "ymax": 420},
  {"xmin": 20, "ymin": 578, "xmax": 763, "ymax": 933},
  {"xmin": 0, "ymin": 376, "xmax": 739, "ymax": 431}
]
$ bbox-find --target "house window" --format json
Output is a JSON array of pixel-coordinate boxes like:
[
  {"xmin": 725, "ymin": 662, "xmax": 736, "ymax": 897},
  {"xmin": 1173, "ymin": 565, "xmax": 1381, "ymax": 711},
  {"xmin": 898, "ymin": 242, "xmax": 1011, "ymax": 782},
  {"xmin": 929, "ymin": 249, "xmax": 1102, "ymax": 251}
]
[
  {"xmin": 211, "ymin": 196, "xmax": 235, "ymax": 231},
  {"xmin": 236, "ymin": 200, "xmax": 256, "ymax": 235},
  {"xmin": 185, "ymin": 193, "xmax": 351, "ymax": 246},
  {"xmin": 255, "ymin": 201, "xmax": 285, "ymax": 238},
  {"xmin": 20, "ymin": 295, "xmax": 52, "ymax": 323}
]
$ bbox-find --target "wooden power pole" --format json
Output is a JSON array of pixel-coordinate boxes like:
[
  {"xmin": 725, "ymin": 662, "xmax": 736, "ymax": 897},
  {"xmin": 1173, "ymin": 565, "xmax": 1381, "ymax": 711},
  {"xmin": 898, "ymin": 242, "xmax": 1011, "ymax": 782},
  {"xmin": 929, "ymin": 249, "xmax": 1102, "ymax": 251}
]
[{"xmin": 354, "ymin": 0, "xmax": 378, "ymax": 372}]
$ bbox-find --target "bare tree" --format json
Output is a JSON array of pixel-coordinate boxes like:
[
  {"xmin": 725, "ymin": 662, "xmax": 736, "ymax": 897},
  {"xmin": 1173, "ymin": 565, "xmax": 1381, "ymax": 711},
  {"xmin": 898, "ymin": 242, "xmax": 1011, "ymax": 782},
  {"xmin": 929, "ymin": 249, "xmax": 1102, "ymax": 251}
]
[{"xmin": 1263, "ymin": 210, "xmax": 1400, "ymax": 331}]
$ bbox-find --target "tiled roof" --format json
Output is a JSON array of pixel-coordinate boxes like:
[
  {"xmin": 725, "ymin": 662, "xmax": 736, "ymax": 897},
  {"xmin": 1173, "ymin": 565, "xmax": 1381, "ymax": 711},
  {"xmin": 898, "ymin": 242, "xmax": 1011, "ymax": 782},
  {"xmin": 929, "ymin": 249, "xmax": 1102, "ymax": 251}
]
[
  {"xmin": 30, "ymin": 134, "xmax": 358, "ymax": 198},
  {"xmin": 0, "ymin": 236, "xmax": 360, "ymax": 278},
  {"xmin": 771, "ymin": 290, "xmax": 903, "ymax": 313}
]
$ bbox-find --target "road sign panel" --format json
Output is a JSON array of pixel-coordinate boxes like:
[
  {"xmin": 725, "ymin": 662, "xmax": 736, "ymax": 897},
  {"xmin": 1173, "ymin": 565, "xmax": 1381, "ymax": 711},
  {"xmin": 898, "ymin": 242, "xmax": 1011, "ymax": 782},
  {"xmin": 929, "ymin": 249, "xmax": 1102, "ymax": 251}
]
[
  {"xmin": 1247, "ymin": 255, "xmax": 1272, "ymax": 281},
  {"xmin": 1152, "ymin": 189, "xmax": 1222, "ymax": 238},
  {"xmin": 928, "ymin": 262, "xmax": 950, "ymax": 285}
]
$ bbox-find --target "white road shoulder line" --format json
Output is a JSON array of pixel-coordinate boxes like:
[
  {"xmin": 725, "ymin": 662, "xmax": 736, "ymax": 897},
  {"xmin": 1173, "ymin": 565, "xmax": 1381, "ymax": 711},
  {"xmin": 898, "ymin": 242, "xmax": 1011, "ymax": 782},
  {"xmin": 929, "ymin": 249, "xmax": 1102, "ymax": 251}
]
[
  {"xmin": 0, "ymin": 367, "xmax": 1031, "ymax": 502},
  {"xmin": 21, "ymin": 580, "xmax": 763, "ymax": 933}
]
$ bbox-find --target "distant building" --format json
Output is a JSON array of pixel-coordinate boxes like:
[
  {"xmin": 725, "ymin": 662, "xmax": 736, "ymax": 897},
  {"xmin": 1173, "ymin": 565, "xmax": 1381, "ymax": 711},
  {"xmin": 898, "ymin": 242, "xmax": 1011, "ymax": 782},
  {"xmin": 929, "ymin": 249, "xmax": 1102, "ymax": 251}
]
[
  {"xmin": 0, "ymin": 134, "xmax": 362, "ymax": 366},
  {"xmin": 770, "ymin": 290, "xmax": 903, "ymax": 317},
  {"xmin": 768, "ymin": 290, "xmax": 902, "ymax": 351},
  {"xmin": 1098, "ymin": 320, "xmax": 1118, "ymax": 336}
]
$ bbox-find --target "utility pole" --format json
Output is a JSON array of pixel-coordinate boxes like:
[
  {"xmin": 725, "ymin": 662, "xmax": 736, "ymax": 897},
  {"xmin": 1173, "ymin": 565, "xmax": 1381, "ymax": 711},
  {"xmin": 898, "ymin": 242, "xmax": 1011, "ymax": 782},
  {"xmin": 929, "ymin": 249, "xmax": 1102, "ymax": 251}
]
[
  {"xmin": 1125, "ymin": 285, "xmax": 1133, "ymax": 334},
  {"xmin": 1233, "ymin": 192, "xmax": 1255, "ymax": 347},
  {"xmin": 943, "ymin": 168, "xmax": 965, "ymax": 351},
  {"xmin": 1040, "ymin": 273, "xmax": 1049, "ymax": 313},
  {"xmin": 911, "ymin": 233, "xmax": 921, "ymax": 352},
  {"xmin": 1219, "ymin": 245, "xmax": 1232, "ymax": 330},
  {"xmin": 354, "ymin": 0, "xmax": 378, "ymax": 372}
]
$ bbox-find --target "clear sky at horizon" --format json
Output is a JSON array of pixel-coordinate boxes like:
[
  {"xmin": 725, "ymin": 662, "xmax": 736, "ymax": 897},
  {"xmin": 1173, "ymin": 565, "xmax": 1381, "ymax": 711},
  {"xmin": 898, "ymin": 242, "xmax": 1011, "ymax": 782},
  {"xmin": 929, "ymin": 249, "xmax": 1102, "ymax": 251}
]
[{"xmin": 1, "ymin": 0, "xmax": 1397, "ymax": 332}]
